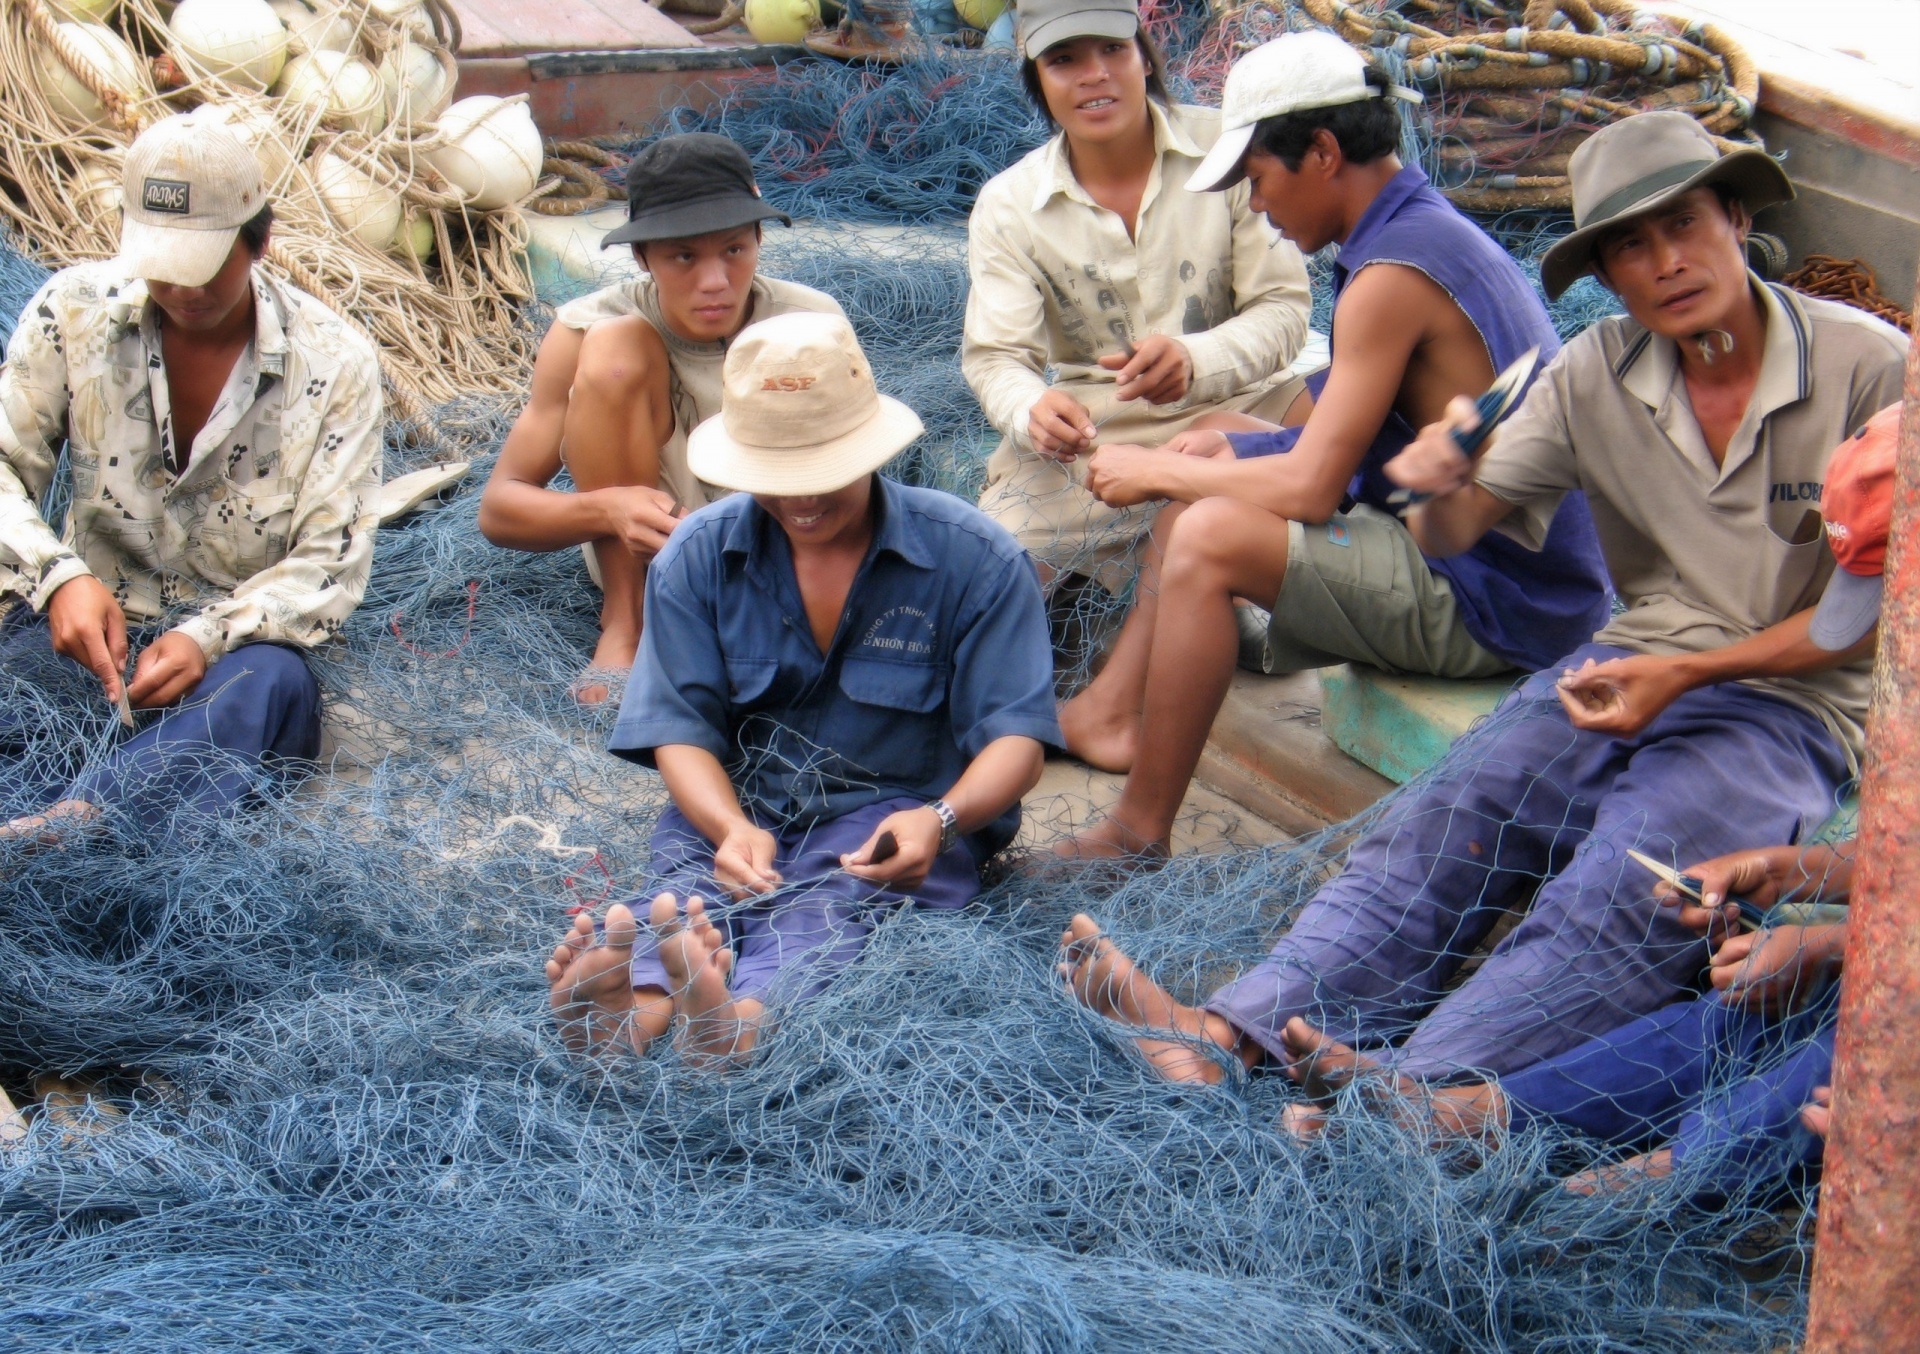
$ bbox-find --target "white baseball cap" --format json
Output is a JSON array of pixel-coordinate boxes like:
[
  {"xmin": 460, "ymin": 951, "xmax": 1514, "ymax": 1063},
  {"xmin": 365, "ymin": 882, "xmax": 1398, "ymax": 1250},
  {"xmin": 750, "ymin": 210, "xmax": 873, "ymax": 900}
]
[
  {"xmin": 116, "ymin": 109, "xmax": 265, "ymax": 288},
  {"xmin": 1186, "ymin": 30, "xmax": 1421, "ymax": 194},
  {"xmin": 688, "ymin": 312, "xmax": 924, "ymax": 497}
]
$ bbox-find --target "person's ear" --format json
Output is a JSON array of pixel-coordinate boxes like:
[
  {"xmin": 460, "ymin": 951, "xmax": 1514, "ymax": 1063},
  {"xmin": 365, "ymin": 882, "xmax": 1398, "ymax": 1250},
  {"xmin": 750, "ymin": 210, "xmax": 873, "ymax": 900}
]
[
  {"xmin": 631, "ymin": 242, "xmax": 651, "ymax": 273},
  {"xmin": 1312, "ymin": 127, "xmax": 1341, "ymax": 176}
]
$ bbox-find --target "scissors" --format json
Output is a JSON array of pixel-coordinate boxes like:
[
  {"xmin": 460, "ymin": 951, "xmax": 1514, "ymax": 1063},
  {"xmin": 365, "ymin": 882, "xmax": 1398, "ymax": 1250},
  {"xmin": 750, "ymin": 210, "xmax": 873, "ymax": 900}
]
[{"xmin": 1627, "ymin": 849, "xmax": 1769, "ymax": 931}]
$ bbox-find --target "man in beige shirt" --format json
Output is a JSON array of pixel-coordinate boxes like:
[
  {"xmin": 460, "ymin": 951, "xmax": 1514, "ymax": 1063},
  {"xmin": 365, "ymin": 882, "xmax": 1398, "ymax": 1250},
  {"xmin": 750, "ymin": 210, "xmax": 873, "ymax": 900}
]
[
  {"xmin": 0, "ymin": 111, "xmax": 382, "ymax": 836},
  {"xmin": 963, "ymin": 0, "xmax": 1311, "ymax": 594},
  {"xmin": 478, "ymin": 134, "xmax": 841, "ymax": 702},
  {"xmin": 1059, "ymin": 112, "xmax": 1903, "ymax": 1090}
]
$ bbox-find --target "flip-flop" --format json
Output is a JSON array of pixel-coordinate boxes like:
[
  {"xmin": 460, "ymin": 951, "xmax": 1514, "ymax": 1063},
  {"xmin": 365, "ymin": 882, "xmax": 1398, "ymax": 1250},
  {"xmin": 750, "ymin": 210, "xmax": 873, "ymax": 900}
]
[{"xmin": 568, "ymin": 666, "xmax": 632, "ymax": 707}]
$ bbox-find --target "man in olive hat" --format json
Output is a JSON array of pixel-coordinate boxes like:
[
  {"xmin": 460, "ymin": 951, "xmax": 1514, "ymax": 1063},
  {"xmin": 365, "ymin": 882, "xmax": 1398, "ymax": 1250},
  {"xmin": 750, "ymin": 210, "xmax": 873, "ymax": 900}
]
[
  {"xmin": 1059, "ymin": 110, "xmax": 1905, "ymax": 1089},
  {"xmin": 480, "ymin": 133, "xmax": 842, "ymax": 703}
]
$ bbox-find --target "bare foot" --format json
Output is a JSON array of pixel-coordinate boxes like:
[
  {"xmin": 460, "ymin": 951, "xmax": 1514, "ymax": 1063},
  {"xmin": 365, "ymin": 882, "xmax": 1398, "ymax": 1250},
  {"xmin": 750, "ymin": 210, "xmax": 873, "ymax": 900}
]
[
  {"xmin": 1563, "ymin": 1148, "xmax": 1673, "ymax": 1196},
  {"xmin": 571, "ymin": 630, "xmax": 638, "ymax": 706},
  {"xmin": 1279, "ymin": 1018, "xmax": 1505, "ymax": 1143},
  {"xmin": 1278, "ymin": 1101, "xmax": 1329, "ymax": 1141},
  {"xmin": 1049, "ymin": 814, "xmax": 1171, "ymax": 862},
  {"xmin": 0, "ymin": 798, "xmax": 101, "ymax": 846},
  {"xmin": 653, "ymin": 894, "xmax": 759, "ymax": 1067},
  {"xmin": 1058, "ymin": 914, "xmax": 1238, "ymax": 1083},
  {"xmin": 546, "ymin": 902, "xmax": 647, "ymax": 1055},
  {"xmin": 1280, "ymin": 1017, "xmax": 1384, "ymax": 1103},
  {"xmin": 1057, "ymin": 690, "xmax": 1139, "ymax": 773}
]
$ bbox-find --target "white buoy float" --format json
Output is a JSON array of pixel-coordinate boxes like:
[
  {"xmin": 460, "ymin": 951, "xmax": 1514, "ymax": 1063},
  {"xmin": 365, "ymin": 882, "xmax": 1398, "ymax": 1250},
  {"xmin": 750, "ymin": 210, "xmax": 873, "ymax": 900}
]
[
  {"xmin": 31, "ymin": 21, "xmax": 150, "ymax": 128},
  {"xmin": 72, "ymin": 157, "xmax": 125, "ymax": 222},
  {"xmin": 195, "ymin": 100, "xmax": 299, "ymax": 187},
  {"xmin": 168, "ymin": 0, "xmax": 289, "ymax": 94},
  {"xmin": 266, "ymin": 0, "xmax": 353, "ymax": 54},
  {"xmin": 953, "ymin": 0, "xmax": 1006, "ymax": 30},
  {"xmin": 378, "ymin": 36, "xmax": 448, "ymax": 128},
  {"xmin": 274, "ymin": 49, "xmax": 387, "ymax": 135},
  {"xmin": 425, "ymin": 96, "xmax": 543, "ymax": 211},
  {"xmin": 396, "ymin": 208, "xmax": 437, "ymax": 262},
  {"xmin": 743, "ymin": 0, "xmax": 819, "ymax": 45},
  {"xmin": 47, "ymin": 0, "xmax": 119, "ymax": 20},
  {"xmin": 307, "ymin": 149, "xmax": 403, "ymax": 249}
]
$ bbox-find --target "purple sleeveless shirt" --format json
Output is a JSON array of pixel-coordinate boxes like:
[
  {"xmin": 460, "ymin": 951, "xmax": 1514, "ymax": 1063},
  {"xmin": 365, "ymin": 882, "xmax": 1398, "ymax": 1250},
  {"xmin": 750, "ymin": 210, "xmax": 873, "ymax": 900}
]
[{"xmin": 1230, "ymin": 166, "xmax": 1611, "ymax": 671}]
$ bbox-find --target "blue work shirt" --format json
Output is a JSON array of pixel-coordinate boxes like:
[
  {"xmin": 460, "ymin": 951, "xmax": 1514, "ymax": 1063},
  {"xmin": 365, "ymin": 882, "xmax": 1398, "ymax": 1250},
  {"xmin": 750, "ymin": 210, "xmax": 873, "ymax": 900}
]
[
  {"xmin": 1231, "ymin": 165, "xmax": 1612, "ymax": 671},
  {"xmin": 610, "ymin": 475, "xmax": 1061, "ymax": 855}
]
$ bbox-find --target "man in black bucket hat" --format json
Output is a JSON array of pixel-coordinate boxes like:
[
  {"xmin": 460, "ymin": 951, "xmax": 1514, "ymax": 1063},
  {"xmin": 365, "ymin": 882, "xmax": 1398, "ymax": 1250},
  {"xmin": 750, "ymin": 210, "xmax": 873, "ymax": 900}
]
[
  {"xmin": 479, "ymin": 133, "xmax": 843, "ymax": 705},
  {"xmin": 1060, "ymin": 109, "xmax": 1907, "ymax": 1093}
]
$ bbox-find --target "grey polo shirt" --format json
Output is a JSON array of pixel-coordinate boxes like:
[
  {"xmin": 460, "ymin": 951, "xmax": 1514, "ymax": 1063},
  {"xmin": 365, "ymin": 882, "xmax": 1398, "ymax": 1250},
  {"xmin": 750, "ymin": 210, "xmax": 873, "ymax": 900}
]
[{"xmin": 1475, "ymin": 279, "xmax": 1905, "ymax": 761}]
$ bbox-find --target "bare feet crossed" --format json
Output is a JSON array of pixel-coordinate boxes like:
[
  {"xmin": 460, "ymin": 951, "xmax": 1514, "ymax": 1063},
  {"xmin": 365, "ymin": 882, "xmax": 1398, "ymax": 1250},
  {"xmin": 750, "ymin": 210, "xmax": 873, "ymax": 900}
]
[
  {"xmin": 1058, "ymin": 913, "xmax": 1250, "ymax": 1083},
  {"xmin": 652, "ymin": 893, "xmax": 765, "ymax": 1068},
  {"xmin": 546, "ymin": 901, "xmax": 649, "ymax": 1055}
]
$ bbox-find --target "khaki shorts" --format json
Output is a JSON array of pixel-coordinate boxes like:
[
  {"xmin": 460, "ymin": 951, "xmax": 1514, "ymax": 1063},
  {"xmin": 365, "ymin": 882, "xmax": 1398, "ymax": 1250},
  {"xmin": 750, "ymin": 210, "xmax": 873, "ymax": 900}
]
[
  {"xmin": 1259, "ymin": 503, "xmax": 1513, "ymax": 679},
  {"xmin": 978, "ymin": 373, "xmax": 1305, "ymax": 593}
]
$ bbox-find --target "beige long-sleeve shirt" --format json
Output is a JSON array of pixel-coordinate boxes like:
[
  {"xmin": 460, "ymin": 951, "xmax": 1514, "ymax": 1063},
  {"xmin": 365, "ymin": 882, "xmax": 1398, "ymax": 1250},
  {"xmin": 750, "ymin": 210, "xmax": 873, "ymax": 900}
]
[
  {"xmin": 962, "ymin": 100, "xmax": 1311, "ymax": 453},
  {"xmin": 0, "ymin": 261, "xmax": 383, "ymax": 661}
]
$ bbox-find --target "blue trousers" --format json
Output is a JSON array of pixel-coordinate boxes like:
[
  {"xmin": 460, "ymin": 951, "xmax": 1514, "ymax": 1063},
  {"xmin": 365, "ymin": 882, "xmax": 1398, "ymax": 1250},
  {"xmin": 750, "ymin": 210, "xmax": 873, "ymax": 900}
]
[
  {"xmin": 626, "ymin": 797, "xmax": 983, "ymax": 1007},
  {"xmin": 0, "ymin": 609, "xmax": 321, "ymax": 832},
  {"xmin": 1207, "ymin": 645, "xmax": 1849, "ymax": 1080},
  {"xmin": 1503, "ymin": 988, "xmax": 1835, "ymax": 1197}
]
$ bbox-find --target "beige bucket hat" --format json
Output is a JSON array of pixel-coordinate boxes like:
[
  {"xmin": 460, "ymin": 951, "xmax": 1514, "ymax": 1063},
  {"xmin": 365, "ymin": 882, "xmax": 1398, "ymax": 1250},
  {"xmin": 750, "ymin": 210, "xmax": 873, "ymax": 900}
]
[
  {"xmin": 687, "ymin": 312, "xmax": 924, "ymax": 496},
  {"xmin": 1539, "ymin": 111, "xmax": 1792, "ymax": 300},
  {"xmin": 116, "ymin": 109, "xmax": 265, "ymax": 288}
]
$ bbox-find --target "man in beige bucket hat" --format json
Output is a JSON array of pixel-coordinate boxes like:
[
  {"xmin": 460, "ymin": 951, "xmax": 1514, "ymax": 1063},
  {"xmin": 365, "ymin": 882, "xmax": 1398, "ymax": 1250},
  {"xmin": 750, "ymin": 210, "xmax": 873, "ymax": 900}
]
[
  {"xmin": 546, "ymin": 312, "xmax": 1060, "ymax": 1066},
  {"xmin": 1055, "ymin": 108, "xmax": 1906, "ymax": 1093},
  {"xmin": 0, "ymin": 109, "xmax": 381, "ymax": 840}
]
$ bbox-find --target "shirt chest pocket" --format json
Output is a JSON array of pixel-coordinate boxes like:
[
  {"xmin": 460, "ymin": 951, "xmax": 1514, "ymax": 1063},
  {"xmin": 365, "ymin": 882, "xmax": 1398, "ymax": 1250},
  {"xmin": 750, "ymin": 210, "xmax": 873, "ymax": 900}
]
[
  {"xmin": 200, "ymin": 475, "xmax": 298, "ymax": 579},
  {"xmin": 824, "ymin": 655, "xmax": 946, "ymax": 783}
]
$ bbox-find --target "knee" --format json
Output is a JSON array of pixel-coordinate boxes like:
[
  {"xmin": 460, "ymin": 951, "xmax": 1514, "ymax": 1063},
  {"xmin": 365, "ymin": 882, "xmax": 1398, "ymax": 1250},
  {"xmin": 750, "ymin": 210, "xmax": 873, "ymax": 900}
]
[
  {"xmin": 573, "ymin": 319, "xmax": 669, "ymax": 405},
  {"xmin": 1186, "ymin": 412, "xmax": 1240, "ymax": 435},
  {"xmin": 1162, "ymin": 498, "xmax": 1254, "ymax": 580},
  {"xmin": 220, "ymin": 644, "xmax": 319, "ymax": 709}
]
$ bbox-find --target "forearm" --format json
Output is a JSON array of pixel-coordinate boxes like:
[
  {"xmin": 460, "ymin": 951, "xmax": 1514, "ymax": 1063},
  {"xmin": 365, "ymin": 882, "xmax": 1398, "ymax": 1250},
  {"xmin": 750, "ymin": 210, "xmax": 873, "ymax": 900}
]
[
  {"xmin": 1662, "ymin": 610, "xmax": 1872, "ymax": 695},
  {"xmin": 962, "ymin": 350, "xmax": 1051, "ymax": 452},
  {"xmin": 939, "ymin": 735, "xmax": 1044, "ymax": 833},
  {"xmin": 478, "ymin": 475, "xmax": 617, "ymax": 551},
  {"xmin": 655, "ymin": 744, "xmax": 753, "ymax": 843},
  {"xmin": 1404, "ymin": 485, "xmax": 1515, "ymax": 558},
  {"xmin": 1146, "ymin": 450, "xmax": 1348, "ymax": 523},
  {"xmin": 1180, "ymin": 299, "xmax": 1309, "ymax": 408}
]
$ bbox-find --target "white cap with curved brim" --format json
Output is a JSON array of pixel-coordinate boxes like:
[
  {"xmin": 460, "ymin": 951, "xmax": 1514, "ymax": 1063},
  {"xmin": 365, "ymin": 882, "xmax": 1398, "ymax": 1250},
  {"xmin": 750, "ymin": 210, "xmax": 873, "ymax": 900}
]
[
  {"xmin": 688, "ymin": 312, "xmax": 924, "ymax": 497},
  {"xmin": 1186, "ymin": 31, "xmax": 1422, "ymax": 195},
  {"xmin": 116, "ymin": 109, "xmax": 265, "ymax": 288}
]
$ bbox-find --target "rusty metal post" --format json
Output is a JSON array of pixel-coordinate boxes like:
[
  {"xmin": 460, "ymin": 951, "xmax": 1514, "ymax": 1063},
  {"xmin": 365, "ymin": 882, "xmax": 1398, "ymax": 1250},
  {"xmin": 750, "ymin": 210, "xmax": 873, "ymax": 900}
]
[{"xmin": 1804, "ymin": 283, "xmax": 1920, "ymax": 1350}]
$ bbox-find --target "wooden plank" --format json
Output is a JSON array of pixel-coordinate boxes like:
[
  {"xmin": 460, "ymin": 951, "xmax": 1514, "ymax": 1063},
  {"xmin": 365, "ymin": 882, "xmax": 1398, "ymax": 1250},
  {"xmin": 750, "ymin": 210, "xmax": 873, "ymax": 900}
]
[{"xmin": 452, "ymin": 0, "xmax": 700, "ymax": 55}]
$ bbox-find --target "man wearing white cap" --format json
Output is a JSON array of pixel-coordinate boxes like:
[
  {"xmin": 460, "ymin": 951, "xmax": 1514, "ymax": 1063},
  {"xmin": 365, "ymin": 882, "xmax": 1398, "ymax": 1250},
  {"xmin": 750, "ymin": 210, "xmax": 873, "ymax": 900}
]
[
  {"xmin": 0, "ymin": 110, "xmax": 381, "ymax": 837},
  {"xmin": 1052, "ymin": 31, "xmax": 1610, "ymax": 857},
  {"xmin": 547, "ymin": 312, "xmax": 1058, "ymax": 1065},
  {"xmin": 1060, "ymin": 110, "xmax": 1904, "ymax": 1088}
]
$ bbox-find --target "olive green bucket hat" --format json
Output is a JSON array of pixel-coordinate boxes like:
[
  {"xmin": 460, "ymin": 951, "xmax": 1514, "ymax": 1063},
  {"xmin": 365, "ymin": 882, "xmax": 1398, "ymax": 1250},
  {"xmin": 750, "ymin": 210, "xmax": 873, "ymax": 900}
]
[{"xmin": 1539, "ymin": 111, "xmax": 1792, "ymax": 300}]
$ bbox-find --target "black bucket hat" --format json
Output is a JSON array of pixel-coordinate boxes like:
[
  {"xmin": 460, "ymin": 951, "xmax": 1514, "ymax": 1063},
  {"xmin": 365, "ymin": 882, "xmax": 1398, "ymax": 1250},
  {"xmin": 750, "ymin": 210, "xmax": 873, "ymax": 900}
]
[{"xmin": 601, "ymin": 133, "xmax": 790, "ymax": 249}]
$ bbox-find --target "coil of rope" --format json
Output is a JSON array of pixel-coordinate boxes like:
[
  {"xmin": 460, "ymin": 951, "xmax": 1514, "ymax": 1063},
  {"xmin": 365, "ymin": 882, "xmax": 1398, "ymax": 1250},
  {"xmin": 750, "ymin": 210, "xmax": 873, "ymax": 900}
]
[
  {"xmin": 532, "ymin": 140, "xmax": 615, "ymax": 216},
  {"xmin": 1214, "ymin": 0, "xmax": 1760, "ymax": 212}
]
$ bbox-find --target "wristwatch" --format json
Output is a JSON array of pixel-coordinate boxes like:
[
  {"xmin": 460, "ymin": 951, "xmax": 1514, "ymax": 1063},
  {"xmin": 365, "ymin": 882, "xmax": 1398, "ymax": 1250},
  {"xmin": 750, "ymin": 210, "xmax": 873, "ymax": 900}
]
[{"xmin": 925, "ymin": 798, "xmax": 959, "ymax": 854}]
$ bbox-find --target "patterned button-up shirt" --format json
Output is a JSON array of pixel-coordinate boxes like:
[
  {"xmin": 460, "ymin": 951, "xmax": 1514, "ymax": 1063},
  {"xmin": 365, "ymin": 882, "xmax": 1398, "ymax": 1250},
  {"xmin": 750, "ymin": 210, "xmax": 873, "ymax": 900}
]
[{"xmin": 0, "ymin": 261, "xmax": 382, "ymax": 660}]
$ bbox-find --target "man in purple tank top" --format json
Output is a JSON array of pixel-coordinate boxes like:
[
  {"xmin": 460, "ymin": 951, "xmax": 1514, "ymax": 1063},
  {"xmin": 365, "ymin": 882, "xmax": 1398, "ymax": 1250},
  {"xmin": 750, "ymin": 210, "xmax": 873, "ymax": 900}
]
[{"xmin": 1053, "ymin": 32, "xmax": 1610, "ymax": 860}]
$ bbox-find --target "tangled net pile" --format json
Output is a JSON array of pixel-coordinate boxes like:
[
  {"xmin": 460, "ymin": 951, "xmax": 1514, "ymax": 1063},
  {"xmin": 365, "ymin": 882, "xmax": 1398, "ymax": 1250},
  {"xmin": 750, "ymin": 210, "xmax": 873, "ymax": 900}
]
[
  {"xmin": 1187, "ymin": 0, "xmax": 1759, "ymax": 212},
  {"xmin": 0, "ymin": 0, "xmax": 546, "ymax": 418}
]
